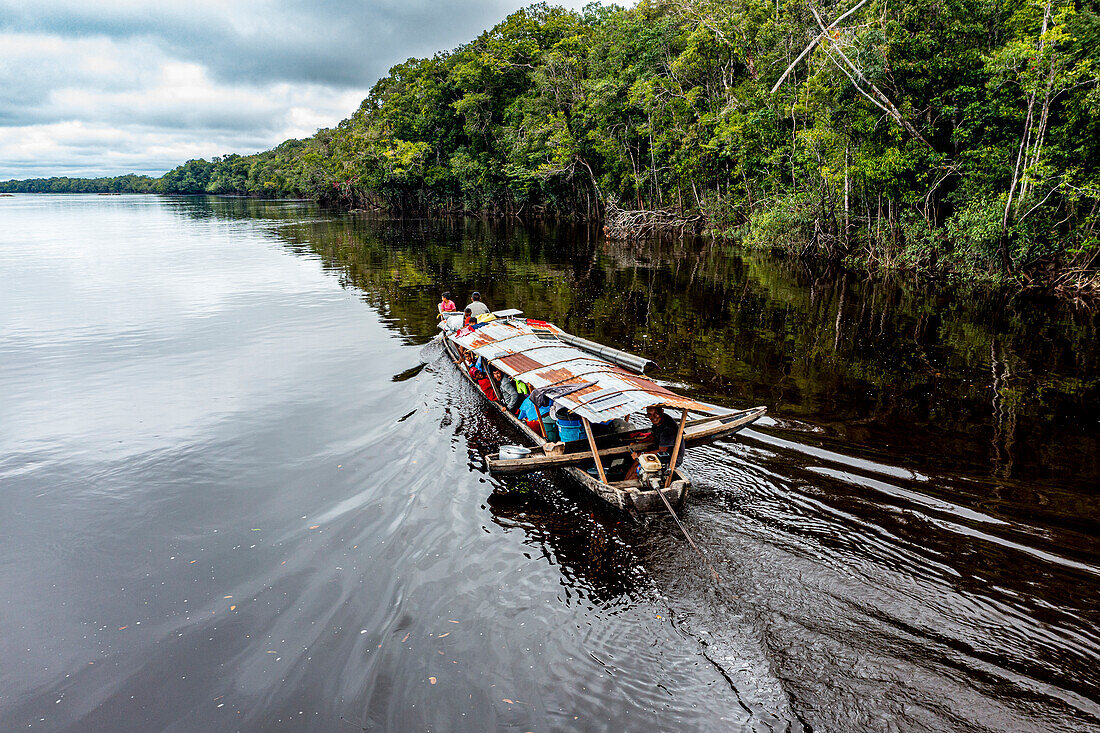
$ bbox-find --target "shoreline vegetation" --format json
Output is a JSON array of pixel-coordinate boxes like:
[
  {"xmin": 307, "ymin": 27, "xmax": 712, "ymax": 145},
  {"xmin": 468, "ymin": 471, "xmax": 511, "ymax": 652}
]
[{"xmin": 3, "ymin": 0, "xmax": 1099, "ymax": 291}]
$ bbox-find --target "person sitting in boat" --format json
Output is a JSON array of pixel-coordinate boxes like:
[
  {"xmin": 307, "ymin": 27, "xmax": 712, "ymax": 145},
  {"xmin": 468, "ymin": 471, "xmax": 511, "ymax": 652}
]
[
  {"xmin": 465, "ymin": 291, "xmax": 490, "ymax": 318},
  {"xmin": 438, "ymin": 291, "xmax": 456, "ymax": 319},
  {"xmin": 477, "ymin": 371, "xmax": 497, "ymax": 400},
  {"xmin": 517, "ymin": 394, "xmax": 551, "ymax": 428},
  {"xmin": 626, "ymin": 406, "xmax": 684, "ymax": 480},
  {"xmin": 493, "ymin": 369, "xmax": 523, "ymax": 412},
  {"xmin": 645, "ymin": 406, "xmax": 684, "ymax": 466},
  {"xmin": 473, "ymin": 354, "xmax": 492, "ymax": 375},
  {"xmin": 462, "ymin": 352, "xmax": 479, "ymax": 379},
  {"xmin": 462, "ymin": 307, "xmax": 476, "ymax": 329}
]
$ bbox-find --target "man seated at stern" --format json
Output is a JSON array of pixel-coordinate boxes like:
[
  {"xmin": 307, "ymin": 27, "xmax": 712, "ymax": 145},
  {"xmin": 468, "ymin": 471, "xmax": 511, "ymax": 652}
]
[{"xmin": 626, "ymin": 405, "xmax": 685, "ymax": 480}]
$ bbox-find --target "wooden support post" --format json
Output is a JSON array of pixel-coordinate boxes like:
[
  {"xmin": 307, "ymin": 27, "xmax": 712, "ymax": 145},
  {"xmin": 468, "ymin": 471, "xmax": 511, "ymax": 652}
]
[
  {"xmin": 530, "ymin": 389, "xmax": 549, "ymax": 439},
  {"xmin": 663, "ymin": 409, "xmax": 689, "ymax": 489},
  {"xmin": 582, "ymin": 417, "xmax": 609, "ymax": 485},
  {"xmin": 484, "ymin": 361, "xmax": 502, "ymax": 402}
]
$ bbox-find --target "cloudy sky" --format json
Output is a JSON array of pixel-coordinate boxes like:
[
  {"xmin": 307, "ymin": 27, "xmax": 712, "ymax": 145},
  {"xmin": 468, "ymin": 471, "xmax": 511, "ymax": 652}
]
[{"xmin": 0, "ymin": 0, "xmax": 601, "ymax": 180}]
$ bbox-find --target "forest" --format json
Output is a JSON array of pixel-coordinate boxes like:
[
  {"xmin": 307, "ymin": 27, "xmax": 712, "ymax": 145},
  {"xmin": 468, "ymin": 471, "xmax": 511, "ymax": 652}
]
[{"xmin": 4, "ymin": 0, "xmax": 1099, "ymax": 284}]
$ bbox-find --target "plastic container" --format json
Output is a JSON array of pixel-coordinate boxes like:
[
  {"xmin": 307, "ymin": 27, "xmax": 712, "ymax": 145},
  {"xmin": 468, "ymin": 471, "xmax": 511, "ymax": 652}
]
[
  {"xmin": 556, "ymin": 416, "xmax": 585, "ymax": 443},
  {"xmin": 543, "ymin": 421, "xmax": 560, "ymax": 442},
  {"xmin": 526, "ymin": 419, "xmax": 559, "ymax": 442},
  {"xmin": 498, "ymin": 445, "xmax": 532, "ymax": 461}
]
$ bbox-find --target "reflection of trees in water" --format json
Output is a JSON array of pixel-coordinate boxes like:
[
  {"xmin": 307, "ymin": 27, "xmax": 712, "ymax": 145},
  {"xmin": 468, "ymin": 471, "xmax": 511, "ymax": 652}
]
[
  {"xmin": 173, "ymin": 197, "xmax": 1099, "ymax": 487},
  {"xmin": 990, "ymin": 340, "xmax": 1019, "ymax": 481}
]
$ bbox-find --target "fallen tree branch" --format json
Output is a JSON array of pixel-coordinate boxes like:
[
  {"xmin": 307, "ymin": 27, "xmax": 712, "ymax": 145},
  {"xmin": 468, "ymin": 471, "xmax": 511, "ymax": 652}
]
[{"xmin": 771, "ymin": 0, "xmax": 870, "ymax": 93}]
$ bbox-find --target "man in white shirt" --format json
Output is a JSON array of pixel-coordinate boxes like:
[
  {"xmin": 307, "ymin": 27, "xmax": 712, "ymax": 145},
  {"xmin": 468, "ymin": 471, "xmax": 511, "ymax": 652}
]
[{"xmin": 465, "ymin": 291, "xmax": 491, "ymax": 317}]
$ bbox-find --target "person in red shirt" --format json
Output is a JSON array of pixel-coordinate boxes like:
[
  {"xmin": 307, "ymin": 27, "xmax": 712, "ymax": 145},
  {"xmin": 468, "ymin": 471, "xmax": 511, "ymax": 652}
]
[
  {"xmin": 437, "ymin": 291, "xmax": 456, "ymax": 319},
  {"xmin": 462, "ymin": 352, "xmax": 478, "ymax": 379},
  {"xmin": 477, "ymin": 374, "xmax": 497, "ymax": 400}
]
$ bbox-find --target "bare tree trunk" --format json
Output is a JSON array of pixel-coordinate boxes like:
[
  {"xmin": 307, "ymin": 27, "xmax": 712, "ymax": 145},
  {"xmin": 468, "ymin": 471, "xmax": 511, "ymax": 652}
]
[
  {"xmin": 844, "ymin": 143, "xmax": 850, "ymax": 244},
  {"xmin": 876, "ymin": 193, "xmax": 882, "ymax": 248},
  {"xmin": 648, "ymin": 115, "xmax": 661, "ymax": 208},
  {"xmin": 804, "ymin": 6, "xmax": 934, "ymax": 150},
  {"xmin": 1024, "ymin": 26, "xmax": 1057, "ymax": 201},
  {"xmin": 791, "ymin": 98, "xmax": 798, "ymax": 189},
  {"xmin": 1006, "ymin": 0, "xmax": 1052, "ymax": 224}
]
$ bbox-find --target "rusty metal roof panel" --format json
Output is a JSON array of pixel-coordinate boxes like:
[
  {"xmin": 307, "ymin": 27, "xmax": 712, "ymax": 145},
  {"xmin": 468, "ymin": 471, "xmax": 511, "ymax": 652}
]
[{"xmin": 449, "ymin": 318, "xmax": 716, "ymax": 423}]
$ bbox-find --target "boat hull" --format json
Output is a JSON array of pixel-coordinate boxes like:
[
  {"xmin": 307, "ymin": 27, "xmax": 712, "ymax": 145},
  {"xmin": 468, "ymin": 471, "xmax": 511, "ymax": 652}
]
[{"xmin": 441, "ymin": 333, "xmax": 689, "ymax": 514}]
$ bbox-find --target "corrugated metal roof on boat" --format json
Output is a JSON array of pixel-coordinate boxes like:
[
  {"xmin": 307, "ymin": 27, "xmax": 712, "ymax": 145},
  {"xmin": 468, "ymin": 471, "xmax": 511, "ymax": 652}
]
[{"xmin": 451, "ymin": 318, "xmax": 716, "ymax": 423}]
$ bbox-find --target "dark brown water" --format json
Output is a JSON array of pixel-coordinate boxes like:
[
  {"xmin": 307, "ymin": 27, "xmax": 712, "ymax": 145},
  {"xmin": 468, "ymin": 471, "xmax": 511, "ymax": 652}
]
[{"xmin": 1, "ymin": 194, "xmax": 1097, "ymax": 731}]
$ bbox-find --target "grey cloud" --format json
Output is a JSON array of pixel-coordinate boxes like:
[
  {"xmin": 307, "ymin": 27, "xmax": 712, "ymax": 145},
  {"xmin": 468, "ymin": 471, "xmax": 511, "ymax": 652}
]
[
  {"xmin": 0, "ymin": 0, "xmax": 600, "ymax": 179},
  {"xmin": 0, "ymin": 0, "xmax": 543, "ymax": 89},
  {"xmin": 0, "ymin": 106, "xmax": 56, "ymax": 126},
  {"xmin": 0, "ymin": 129, "xmax": 280, "ymax": 179},
  {"xmin": 133, "ymin": 108, "xmax": 286, "ymax": 135},
  {"xmin": 0, "ymin": 79, "xmax": 292, "ymax": 134},
  {"xmin": 0, "ymin": 99, "xmax": 283, "ymax": 133}
]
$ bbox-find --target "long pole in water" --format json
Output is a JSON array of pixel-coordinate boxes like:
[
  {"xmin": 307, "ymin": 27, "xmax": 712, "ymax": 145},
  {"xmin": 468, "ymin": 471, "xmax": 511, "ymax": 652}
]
[
  {"xmin": 655, "ymin": 409, "xmax": 722, "ymax": 582},
  {"xmin": 655, "ymin": 486, "xmax": 722, "ymax": 583}
]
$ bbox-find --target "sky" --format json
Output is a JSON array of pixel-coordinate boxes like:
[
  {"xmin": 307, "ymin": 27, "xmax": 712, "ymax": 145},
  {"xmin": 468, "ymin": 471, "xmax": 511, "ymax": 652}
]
[{"xmin": 0, "ymin": 0, "xmax": 602, "ymax": 180}]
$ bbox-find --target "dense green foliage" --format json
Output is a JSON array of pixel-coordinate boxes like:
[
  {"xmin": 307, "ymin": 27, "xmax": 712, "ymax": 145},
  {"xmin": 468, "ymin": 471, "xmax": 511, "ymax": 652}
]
[
  {"xmin": 0, "ymin": 174, "xmax": 158, "ymax": 193},
  {"xmin": 5, "ymin": 0, "xmax": 1099, "ymax": 279}
]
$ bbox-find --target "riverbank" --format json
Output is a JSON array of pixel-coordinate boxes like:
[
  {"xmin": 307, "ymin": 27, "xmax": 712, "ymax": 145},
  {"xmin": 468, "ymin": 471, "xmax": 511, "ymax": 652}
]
[{"xmin": 4, "ymin": 187, "xmax": 1097, "ymax": 293}]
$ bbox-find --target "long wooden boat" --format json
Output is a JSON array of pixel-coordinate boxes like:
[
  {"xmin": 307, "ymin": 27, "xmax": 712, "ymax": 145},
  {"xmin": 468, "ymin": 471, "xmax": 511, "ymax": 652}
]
[{"xmin": 439, "ymin": 310, "xmax": 766, "ymax": 515}]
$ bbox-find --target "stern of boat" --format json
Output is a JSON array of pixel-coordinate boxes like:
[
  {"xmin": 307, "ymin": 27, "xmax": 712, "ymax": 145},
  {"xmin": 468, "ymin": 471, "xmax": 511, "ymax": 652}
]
[{"xmin": 627, "ymin": 482, "xmax": 687, "ymax": 514}]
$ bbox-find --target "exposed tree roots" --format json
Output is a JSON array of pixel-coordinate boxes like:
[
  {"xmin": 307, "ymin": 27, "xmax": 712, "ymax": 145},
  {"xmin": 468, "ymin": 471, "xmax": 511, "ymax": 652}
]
[{"xmin": 602, "ymin": 204, "xmax": 706, "ymax": 240}]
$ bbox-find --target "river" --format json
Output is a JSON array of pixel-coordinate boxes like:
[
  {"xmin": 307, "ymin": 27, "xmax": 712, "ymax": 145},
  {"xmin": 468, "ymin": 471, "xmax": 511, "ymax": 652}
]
[{"xmin": 1, "ymin": 194, "xmax": 1097, "ymax": 731}]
